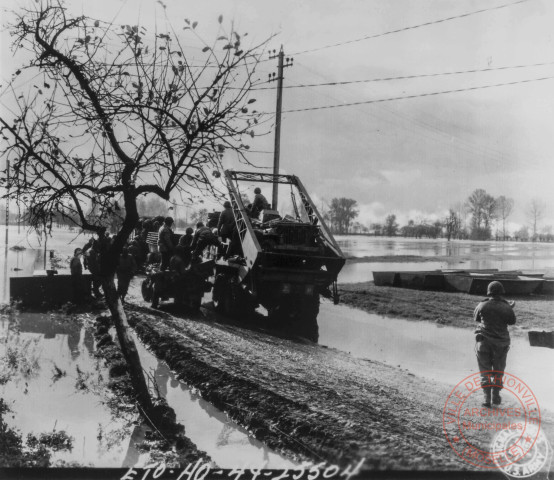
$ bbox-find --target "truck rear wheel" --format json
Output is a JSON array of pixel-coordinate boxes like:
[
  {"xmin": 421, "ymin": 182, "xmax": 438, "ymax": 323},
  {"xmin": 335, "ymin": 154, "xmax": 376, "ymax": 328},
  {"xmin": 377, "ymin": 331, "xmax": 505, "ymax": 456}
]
[
  {"xmin": 297, "ymin": 295, "xmax": 320, "ymax": 341},
  {"xmin": 213, "ymin": 274, "xmax": 228, "ymax": 314},
  {"xmin": 266, "ymin": 294, "xmax": 320, "ymax": 341}
]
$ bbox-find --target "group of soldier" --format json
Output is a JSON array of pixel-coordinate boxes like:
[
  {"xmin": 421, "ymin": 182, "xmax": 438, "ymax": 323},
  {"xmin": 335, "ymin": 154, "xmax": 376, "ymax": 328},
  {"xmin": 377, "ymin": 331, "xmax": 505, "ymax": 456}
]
[
  {"xmin": 68, "ymin": 188, "xmax": 271, "ymax": 305},
  {"xmin": 70, "ymin": 227, "xmax": 138, "ymax": 304}
]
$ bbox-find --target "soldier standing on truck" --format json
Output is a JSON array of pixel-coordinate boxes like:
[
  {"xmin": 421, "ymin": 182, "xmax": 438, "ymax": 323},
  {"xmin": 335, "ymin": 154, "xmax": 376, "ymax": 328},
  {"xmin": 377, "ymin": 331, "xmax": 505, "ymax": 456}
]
[
  {"xmin": 474, "ymin": 281, "xmax": 516, "ymax": 407},
  {"xmin": 217, "ymin": 201, "xmax": 235, "ymax": 241},
  {"xmin": 158, "ymin": 217, "xmax": 174, "ymax": 271},
  {"xmin": 251, "ymin": 187, "xmax": 270, "ymax": 219}
]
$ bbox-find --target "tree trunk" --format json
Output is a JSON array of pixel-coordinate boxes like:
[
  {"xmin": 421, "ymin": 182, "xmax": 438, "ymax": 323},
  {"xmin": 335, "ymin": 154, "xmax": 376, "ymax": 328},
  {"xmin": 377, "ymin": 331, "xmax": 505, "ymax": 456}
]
[{"xmin": 102, "ymin": 274, "xmax": 153, "ymax": 412}]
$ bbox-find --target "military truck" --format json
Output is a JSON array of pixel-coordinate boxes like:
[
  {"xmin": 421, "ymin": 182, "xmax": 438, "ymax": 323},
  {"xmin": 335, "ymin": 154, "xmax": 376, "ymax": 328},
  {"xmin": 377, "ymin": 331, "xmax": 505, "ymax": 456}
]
[{"xmin": 212, "ymin": 170, "xmax": 345, "ymax": 340}]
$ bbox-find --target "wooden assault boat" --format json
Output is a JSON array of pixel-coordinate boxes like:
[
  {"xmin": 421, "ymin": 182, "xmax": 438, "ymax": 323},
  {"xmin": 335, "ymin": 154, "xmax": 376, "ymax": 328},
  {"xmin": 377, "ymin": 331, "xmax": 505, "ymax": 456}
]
[
  {"xmin": 372, "ymin": 271, "xmax": 400, "ymax": 286},
  {"xmin": 443, "ymin": 273, "xmax": 544, "ymax": 295}
]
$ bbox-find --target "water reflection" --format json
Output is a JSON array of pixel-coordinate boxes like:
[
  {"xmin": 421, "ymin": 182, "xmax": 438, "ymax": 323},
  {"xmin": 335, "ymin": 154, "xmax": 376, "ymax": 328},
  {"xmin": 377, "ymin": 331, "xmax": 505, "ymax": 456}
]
[
  {"xmin": 0, "ymin": 313, "xmax": 129, "ymax": 467},
  {"xmin": 134, "ymin": 336, "xmax": 296, "ymax": 469}
]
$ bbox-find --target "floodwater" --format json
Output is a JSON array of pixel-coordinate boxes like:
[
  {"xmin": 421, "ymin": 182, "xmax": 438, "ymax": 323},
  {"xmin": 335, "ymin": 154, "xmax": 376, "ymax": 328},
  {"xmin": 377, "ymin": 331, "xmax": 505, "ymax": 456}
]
[
  {"xmin": 335, "ymin": 235, "xmax": 554, "ymax": 283},
  {"xmin": 318, "ymin": 302, "xmax": 554, "ymax": 413},
  {"xmin": 0, "ymin": 226, "xmax": 90, "ymax": 303}
]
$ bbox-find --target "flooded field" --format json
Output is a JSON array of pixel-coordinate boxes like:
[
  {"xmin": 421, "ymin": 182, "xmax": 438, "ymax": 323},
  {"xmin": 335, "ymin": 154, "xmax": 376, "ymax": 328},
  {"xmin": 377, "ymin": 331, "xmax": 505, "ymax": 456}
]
[
  {"xmin": 0, "ymin": 226, "xmax": 90, "ymax": 303},
  {"xmin": 336, "ymin": 235, "xmax": 554, "ymax": 283}
]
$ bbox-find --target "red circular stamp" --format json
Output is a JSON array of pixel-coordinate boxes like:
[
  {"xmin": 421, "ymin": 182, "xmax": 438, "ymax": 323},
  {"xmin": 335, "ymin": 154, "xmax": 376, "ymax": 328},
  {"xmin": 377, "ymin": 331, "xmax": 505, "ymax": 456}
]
[{"xmin": 443, "ymin": 371, "xmax": 542, "ymax": 471}]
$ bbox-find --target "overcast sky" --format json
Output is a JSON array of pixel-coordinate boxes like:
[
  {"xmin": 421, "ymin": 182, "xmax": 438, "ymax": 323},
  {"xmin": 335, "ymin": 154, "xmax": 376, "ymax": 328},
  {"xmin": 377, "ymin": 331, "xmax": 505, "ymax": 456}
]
[{"xmin": 2, "ymin": 0, "xmax": 554, "ymax": 231}]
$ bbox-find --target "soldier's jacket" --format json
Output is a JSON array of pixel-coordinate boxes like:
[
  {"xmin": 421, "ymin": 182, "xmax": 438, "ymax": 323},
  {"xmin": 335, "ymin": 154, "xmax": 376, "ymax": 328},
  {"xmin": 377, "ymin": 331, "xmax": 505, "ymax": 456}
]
[{"xmin": 474, "ymin": 297, "xmax": 516, "ymax": 346}]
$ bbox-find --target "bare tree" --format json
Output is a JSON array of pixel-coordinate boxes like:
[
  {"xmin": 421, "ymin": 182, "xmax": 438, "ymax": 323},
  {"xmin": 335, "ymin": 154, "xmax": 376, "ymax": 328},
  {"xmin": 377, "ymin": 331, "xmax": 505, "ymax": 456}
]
[
  {"xmin": 383, "ymin": 214, "xmax": 399, "ymax": 237},
  {"xmin": 328, "ymin": 198, "xmax": 358, "ymax": 234},
  {"xmin": 495, "ymin": 196, "xmax": 514, "ymax": 240},
  {"xmin": 467, "ymin": 189, "xmax": 496, "ymax": 240},
  {"xmin": 527, "ymin": 198, "xmax": 546, "ymax": 240},
  {"xmin": 0, "ymin": 2, "xmax": 269, "ymax": 416},
  {"xmin": 445, "ymin": 209, "xmax": 461, "ymax": 241}
]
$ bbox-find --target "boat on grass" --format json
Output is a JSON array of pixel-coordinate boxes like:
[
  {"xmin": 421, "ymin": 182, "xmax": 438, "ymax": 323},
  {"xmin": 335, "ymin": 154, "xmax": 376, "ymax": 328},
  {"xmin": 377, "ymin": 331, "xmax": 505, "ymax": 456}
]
[
  {"xmin": 444, "ymin": 273, "xmax": 544, "ymax": 296},
  {"xmin": 372, "ymin": 271, "xmax": 400, "ymax": 287},
  {"xmin": 372, "ymin": 269, "xmax": 546, "ymax": 295}
]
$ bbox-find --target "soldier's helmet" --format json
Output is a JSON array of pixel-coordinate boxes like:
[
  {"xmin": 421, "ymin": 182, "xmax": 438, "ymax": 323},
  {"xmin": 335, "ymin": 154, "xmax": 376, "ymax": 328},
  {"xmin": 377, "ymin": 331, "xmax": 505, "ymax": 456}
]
[{"xmin": 487, "ymin": 281, "xmax": 505, "ymax": 295}]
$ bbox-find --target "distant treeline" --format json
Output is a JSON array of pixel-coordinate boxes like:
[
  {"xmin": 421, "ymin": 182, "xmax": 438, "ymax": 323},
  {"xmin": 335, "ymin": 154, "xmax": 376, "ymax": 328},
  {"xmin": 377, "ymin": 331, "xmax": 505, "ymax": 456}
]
[{"xmin": 320, "ymin": 189, "xmax": 553, "ymax": 242}]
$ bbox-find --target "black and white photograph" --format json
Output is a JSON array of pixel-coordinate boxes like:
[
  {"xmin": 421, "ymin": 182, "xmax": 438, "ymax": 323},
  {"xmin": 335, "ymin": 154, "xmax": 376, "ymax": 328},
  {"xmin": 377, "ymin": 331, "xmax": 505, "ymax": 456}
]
[{"xmin": 1, "ymin": 0, "xmax": 554, "ymax": 478}]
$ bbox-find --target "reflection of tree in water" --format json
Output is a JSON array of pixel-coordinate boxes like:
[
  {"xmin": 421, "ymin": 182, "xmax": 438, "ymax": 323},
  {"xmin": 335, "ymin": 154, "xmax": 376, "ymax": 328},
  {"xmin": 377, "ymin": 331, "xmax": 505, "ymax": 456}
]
[
  {"xmin": 215, "ymin": 422, "xmax": 234, "ymax": 447},
  {"xmin": 95, "ymin": 414, "xmax": 136, "ymax": 461},
  {"xmin": 151, "ymin": 360, "xmax": 170, "ymax": 399},
  {"xmin": 67, "ymin": 325, "xmax": 81, "ymax": 360},
  {"xmin": 0, "ymin": 333, "xmax": 41, "ymax": 384},
  {"xmin": 83, "ymin": 326, "xmax": 94, "ymax": 357},
  {"xmin": 121, "ymin": 423, "xmax": 148, "ymax": 468}
]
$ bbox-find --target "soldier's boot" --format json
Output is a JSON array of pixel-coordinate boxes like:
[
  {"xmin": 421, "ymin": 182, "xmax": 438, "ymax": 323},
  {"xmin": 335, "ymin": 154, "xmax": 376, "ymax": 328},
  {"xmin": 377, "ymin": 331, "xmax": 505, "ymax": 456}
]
[
  {"xmin": 482, "ymin": 387, "xmax": 492, "ymax": 408},
  {"xmin": 492, "ymin": 388, "xmax": 502, "ymax": 406}
]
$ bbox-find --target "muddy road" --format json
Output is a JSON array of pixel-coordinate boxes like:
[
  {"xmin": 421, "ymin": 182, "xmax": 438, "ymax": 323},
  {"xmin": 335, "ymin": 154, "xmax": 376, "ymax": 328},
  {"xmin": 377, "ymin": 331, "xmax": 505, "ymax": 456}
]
[{"xmin": 125, "ymin": 278, "xmax": 554, "ymax": 471}]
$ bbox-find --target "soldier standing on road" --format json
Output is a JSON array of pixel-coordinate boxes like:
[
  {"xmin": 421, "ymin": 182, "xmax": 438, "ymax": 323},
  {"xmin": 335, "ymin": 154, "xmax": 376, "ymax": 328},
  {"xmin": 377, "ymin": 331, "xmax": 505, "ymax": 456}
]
[
  {"xmin": 474, "ymin": 281, "xmax": 516, "ymax": 407},
  {"xmin": 178, "ymin": 227, "xmax": 194, "ymax": 267},
  {"xmin": 158, "ymin": 217, "xmax": 174, "ymax": 271},
  {"xmin": 116, "ymin": 247, "xmax": 137, "ymax": 303},
  {"xmin": 191, "ymin": 221, "xmax": 222, "ymax": 260},
  {"xmin": 83, "ymin": 239, "xmax": 102, "ymax": 298}
]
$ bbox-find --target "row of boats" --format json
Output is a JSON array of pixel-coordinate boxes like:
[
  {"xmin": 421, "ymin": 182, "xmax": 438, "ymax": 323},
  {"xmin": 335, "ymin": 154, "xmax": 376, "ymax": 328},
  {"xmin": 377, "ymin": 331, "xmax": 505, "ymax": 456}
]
[{"xmin": 372, "ymin": 269, "xmax": 554, "ymax": 296}]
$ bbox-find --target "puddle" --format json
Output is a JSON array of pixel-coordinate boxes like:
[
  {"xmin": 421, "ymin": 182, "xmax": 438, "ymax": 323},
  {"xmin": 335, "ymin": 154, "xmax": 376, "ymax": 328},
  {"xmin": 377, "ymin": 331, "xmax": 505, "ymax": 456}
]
[
  {"xmin": 0, "ymin": 312, "xmax": 296, "ymax": 468},
  {"xmin": 132, "ymin": 332, "xmax": 297, "ymax": 469},
  {"xmin": 317, "ymin": 303, "xmax": 554, "ymax": 413},
  {"xmin": 0, "ymin": 313, "xmax": 135, "ymax": 467}
]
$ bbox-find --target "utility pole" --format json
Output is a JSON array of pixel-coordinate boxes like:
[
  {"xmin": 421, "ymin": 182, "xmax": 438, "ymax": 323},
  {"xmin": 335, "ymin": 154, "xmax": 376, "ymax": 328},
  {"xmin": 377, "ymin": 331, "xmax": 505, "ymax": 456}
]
[
  {"xmin": 269, "ymin": 46, "xmax": 293, "ymax": 210},
  {"xmin": 4, "ymin": 160, "xmax": 9, "ymax": 248}
]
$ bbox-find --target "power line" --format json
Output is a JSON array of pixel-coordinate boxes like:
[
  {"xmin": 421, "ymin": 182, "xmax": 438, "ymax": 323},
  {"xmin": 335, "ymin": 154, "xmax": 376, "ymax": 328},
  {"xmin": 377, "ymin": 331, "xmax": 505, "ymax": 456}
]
[
  {"xmin": 290, "ymin": 0, "xmax": 531, "ymax": 56},
  {"xmin": 250, "ymin": 60, "xmax": 554, "ymax": 90},
  {"xmin": 282, "ymin": 75, "xmax": 554, "ymax": 113},
  {"xmin": 286, "ymin": 63, "xmax": 507, "ymax": 171}
]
